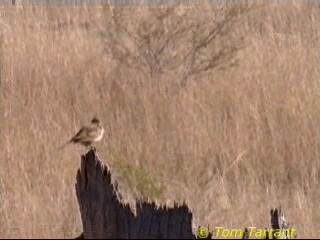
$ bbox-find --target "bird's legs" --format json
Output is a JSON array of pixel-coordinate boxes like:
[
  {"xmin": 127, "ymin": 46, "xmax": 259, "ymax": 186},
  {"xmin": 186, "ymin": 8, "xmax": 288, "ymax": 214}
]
[{"xmin": 84, "ymin": 144, "xmax": 96, "ymax": 153}]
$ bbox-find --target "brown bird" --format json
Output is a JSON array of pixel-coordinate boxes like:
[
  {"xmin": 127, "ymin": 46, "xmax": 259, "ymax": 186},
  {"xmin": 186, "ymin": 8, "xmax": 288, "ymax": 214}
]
[{"xmin": 59, "ymin": 118, "xmax": 104, "ymax": 150}]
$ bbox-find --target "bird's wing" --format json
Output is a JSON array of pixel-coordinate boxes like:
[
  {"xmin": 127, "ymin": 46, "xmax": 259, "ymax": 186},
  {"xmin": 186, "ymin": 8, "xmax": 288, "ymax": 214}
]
[
  {"xmin": 70, "ymin": 127, "xmax": 87, "ymax": 142},
  {"xmin": 70, "ymin": 125, "xmax": 100, "ymax": 142}
]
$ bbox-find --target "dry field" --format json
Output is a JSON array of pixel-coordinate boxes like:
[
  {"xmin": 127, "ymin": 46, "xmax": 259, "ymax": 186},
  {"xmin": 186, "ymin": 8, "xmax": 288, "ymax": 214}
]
[{"xmin": 1, "ymin": 1, "xmax": 320, "ymax": 238}]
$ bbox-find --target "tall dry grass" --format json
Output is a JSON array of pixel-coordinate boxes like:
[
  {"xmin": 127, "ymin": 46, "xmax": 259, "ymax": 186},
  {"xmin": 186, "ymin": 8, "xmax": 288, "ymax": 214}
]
[{"xmin": 1, "ymin": 2, "xmax": 320, "ymax": 238}]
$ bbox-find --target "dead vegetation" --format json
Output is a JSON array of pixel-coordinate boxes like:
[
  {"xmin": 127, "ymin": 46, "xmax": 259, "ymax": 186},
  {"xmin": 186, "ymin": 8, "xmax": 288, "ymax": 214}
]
[
  {"xmin": 0, "ymin": 1, "xmax": 320, "ymax": 238},
  {"xmin": 76, "ymin": 149, "xmax": 295, "ymax": 239}
]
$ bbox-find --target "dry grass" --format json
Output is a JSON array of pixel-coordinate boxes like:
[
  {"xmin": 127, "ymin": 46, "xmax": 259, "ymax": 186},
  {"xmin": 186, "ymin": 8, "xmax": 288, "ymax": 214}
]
[{"xmin": 1, "ymin": 2, "xmax": 320, "ymax": 238}]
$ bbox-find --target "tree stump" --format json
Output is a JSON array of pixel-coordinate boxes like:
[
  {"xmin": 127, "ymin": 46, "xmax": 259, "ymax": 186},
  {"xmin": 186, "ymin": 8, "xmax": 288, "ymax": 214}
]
[
  {"xmin": 75, "ymin": 149, "xmax": 196, "ymax": 239},
  {"xmin": 270, "ymin": 208, "xmax": 295, "ymax": 239}
]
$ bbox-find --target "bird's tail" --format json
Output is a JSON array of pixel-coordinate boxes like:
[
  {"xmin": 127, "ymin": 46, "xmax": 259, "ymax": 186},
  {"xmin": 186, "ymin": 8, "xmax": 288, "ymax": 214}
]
[{"xmin": 57, "ymin": 140, "xmax": 72, "ymax": 151}]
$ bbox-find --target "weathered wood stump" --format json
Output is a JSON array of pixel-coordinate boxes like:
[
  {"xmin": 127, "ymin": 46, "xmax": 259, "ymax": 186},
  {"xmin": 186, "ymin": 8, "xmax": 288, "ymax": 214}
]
[
  {"xmin": 242, "ymin": 208, "xmax": 295, "ymax": 239},
  {"xmin": 75, "ymin": 149, "xmax": 196, "ymax": 239},
  {"xmin": 270, "ymin": 208, "xmax": 295, "ymax": 239},
  {"xmin": 75, "ymin": 149, "xmax": 296, "ymax": 239}
]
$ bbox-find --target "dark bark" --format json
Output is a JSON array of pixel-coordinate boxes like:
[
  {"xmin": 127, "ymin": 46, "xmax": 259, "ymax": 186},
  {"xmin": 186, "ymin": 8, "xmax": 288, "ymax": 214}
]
[{"xmin": 75, "ymin": 149, "xmax": 196, "ymax": 239}]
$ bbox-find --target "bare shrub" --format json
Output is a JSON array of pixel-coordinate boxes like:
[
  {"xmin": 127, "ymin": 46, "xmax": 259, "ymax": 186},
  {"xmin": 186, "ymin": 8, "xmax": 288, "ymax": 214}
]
[{"xmin": 102, "ymin": 4, "xmax": 251, "ymax": 89}]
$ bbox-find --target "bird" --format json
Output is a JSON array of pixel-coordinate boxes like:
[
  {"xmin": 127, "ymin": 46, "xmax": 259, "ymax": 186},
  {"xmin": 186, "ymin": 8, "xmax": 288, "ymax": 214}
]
[{"xmin": 59, "ymin": 117, "xmax": 104, "ymax": 150}]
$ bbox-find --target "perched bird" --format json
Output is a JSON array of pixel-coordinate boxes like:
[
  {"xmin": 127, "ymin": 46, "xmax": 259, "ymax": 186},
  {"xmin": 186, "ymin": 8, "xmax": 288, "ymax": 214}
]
[{"xmin": 59, "ymin": 117, "xmax": 104, "ymax": 150}]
